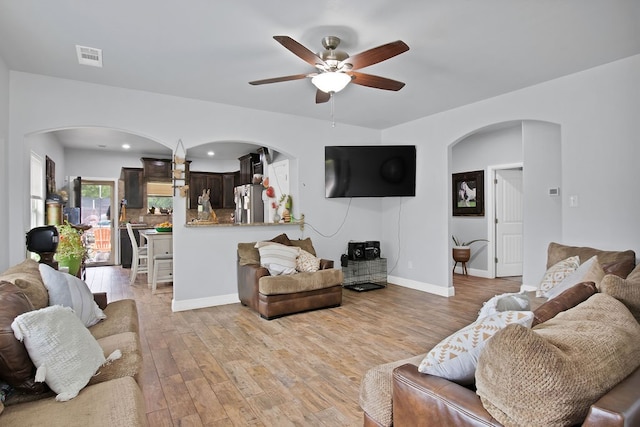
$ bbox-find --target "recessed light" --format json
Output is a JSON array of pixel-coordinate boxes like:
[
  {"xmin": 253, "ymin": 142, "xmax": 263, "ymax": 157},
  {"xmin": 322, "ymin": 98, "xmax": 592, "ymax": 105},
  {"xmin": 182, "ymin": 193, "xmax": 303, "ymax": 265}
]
[
  {"xmin": 122, "ymin": 144, "xmax": 131, "ymax": 150},
  {"xmin": 207, "ymin": 151, "xmax": 215, "ymax": 156}
]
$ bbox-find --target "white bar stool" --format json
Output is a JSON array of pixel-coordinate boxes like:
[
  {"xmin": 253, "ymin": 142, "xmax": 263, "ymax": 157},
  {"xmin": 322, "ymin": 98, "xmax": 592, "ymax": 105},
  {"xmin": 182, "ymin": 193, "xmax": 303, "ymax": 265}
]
[{"xmin": 152, "ymin": 254, "xmax": 173, "ymax": 293}]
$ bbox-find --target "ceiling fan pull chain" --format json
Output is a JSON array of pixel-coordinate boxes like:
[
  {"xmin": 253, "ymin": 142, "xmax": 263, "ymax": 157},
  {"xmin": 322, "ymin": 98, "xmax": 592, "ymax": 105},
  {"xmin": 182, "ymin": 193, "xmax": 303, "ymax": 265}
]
[{"xmin": 330, "ymin": 92, "xmax": 336, "ymax": 127}]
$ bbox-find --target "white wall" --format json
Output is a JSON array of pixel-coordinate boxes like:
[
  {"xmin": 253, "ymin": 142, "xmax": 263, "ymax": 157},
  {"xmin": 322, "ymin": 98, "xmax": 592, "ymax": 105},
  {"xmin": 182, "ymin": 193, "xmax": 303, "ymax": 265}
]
[
  {"xmin": 0, "ymin": 55, "xmax": 9, "ymax": 271},
  {"xmin": 521, "ymin": 121, "xmax": 562, "ymax": 286},
  {"xmin": 382, "ymin": 54, "xmax": 640, "ymax": 293},
  {"xmin": 7, "ymin": 72, "xmax": 381, "ymax": 309},
  {"xmin": 64, "ymin": 147, "xmax": 171, "ymax": 179}
]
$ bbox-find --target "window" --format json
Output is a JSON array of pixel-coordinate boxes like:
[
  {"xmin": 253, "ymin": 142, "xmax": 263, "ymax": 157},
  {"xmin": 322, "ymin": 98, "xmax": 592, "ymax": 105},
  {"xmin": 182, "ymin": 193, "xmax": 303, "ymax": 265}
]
[
  {"xmin": 30, "ymin": 152, "xmax": 44, "ymax": 229},
  {"xmin": 147, "ymin": 182, "xmax": 173, "ymax": 211}
]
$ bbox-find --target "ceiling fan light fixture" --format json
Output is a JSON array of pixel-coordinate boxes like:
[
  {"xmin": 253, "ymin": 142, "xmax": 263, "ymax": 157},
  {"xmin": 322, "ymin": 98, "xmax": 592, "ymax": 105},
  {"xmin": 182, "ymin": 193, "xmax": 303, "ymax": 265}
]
[{"xmin": 311, "ymin": 72, "xmax": 351, "ymax": 93}]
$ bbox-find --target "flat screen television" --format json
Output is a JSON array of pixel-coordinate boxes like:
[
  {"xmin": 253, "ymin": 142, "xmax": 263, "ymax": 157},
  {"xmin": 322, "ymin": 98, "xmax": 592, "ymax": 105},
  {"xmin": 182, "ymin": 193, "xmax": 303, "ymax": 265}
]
[{"xmin": 325, "ymin": 145, "xmax": 416, "ymax": 198}]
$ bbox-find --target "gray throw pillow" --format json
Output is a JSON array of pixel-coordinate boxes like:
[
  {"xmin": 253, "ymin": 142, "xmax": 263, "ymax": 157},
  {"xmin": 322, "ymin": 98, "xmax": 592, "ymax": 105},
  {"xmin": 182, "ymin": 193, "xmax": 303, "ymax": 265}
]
[{"xmin": 496, "ymin": 293, "xmax": 530, "ymax": 312}]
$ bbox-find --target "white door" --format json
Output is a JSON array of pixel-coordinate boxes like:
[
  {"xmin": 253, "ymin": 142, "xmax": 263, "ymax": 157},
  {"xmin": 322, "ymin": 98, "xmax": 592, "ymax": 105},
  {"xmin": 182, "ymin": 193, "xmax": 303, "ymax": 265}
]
[{"xmin": 495, "ymin": 169, "xmax": 523, "ymax": 277}]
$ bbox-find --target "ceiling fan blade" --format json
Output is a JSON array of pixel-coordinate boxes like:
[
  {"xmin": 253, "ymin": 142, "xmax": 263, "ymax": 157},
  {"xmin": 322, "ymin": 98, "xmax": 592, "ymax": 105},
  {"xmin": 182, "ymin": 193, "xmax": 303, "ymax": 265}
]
[
  {"xmin": 273, "ymin": 36, "xmax": 327, "ymax": 68},
  {"xmin": 249, "ymin": 74, "xmax": 310, "ymax": 85},
  {"xmin": 341, "ymin": 40, "xmax": 409, "ymax": 70},
  {"xmin": 316, "ymin": 90, "xmax": 331, "ymax": 104},
  {"xmin": 349, "ymin": 71, "xmax": 406, "ymax": 91}
]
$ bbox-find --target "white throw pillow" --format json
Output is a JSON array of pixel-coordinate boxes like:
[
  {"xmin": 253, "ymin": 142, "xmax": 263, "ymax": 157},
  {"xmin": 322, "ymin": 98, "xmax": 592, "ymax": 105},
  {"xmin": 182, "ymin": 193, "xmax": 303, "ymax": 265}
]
[
  {"xmin": 536, "ymin": 256, "xmax": 580, "ymax": 298},
  {"xmin": 546, "ymin": 256, "xmax": 605, "ymax": 300},
  {"xmin": 477, "ymin": 291, "xmax": 530, "ymax": 320},
  {"xmin": 39, "ymin": 264, "xmax": 106, "ymax": 327},
  {"xmin": 255, "ymin": 241, "xmax": 300, "ymax": 276},
  {"xmin": 418, "ymin": 311, "xmax": 534, "ymax": 384},
  {"xmin": 296, "ymin": 249, "xmax": 321, "ymax": 273},
  {"xmin": 11, "ymin": 305, "xmax": 120, "ymax": 401}
]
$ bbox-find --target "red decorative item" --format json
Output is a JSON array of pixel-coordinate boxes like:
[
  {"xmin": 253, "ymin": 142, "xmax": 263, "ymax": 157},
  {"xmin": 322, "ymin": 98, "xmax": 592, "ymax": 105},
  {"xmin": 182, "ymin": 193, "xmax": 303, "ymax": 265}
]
[{"xmin": 266, "ymin": 186, "xmax": 275, "ymax": 198}]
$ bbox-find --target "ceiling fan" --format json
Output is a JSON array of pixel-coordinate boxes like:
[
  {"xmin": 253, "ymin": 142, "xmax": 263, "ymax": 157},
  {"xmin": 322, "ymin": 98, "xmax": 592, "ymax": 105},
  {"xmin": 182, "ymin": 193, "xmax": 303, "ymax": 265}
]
[{"xmin": 249, "ymin": 35, "xmax": 410, "ymax": 103}]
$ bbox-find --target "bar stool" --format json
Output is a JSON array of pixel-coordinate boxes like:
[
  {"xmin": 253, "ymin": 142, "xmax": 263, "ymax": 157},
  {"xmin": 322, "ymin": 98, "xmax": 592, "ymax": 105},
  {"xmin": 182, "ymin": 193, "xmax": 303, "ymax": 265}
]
[
  {"xmin": 152, "ymin": 254, "xmax": 173, "ymax": 293},
  {"xmin": 126, "ymin": 223, "xmax": 148, "ymax": 285}
]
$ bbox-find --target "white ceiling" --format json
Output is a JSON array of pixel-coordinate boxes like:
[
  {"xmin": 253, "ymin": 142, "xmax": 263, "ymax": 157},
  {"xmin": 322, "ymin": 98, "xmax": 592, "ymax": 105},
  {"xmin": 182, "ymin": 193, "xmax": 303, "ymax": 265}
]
[{"xmin": 1, "ymin": 1, "xmax": 639, "ymax": 158}]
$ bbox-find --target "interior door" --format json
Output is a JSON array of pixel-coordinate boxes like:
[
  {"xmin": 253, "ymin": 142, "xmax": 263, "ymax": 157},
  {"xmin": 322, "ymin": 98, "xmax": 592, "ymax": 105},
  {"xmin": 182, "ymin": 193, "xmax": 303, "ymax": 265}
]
[
  {"xmin": 80, "ymin": 180, "xmax": 115, "ymax": 266},
  {"xmin": 495, "ymin": 169, "xmax": 523, "ymax": 277}
]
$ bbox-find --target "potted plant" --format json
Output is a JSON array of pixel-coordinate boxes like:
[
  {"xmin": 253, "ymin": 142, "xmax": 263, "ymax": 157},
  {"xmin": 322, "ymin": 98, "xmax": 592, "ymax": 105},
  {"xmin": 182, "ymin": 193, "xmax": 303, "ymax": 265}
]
[
  {"xmin": 451, "ymin": 235, "xmax": 488, "ymax": 263},
  {"xmin": 55, "ymin": 222, "xmax": 87, "ymax": 276}
]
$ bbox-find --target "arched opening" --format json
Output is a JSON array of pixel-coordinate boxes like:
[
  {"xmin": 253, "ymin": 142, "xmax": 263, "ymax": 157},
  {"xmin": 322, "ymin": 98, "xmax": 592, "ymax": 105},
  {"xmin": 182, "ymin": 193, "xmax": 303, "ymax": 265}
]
[{"xmin": 448, "ymin": 120, "xmax": 562, "ymax": 289}]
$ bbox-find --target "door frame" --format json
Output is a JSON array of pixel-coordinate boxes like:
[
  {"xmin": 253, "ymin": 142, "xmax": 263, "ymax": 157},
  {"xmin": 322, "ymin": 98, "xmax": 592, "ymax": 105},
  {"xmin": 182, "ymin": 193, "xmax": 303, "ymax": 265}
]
[
  {"xmin": 81, "ymin": 178, "xmax": 117, "ymax": 266},
  {"xmin": 486, "ymin": 162, "xmax": 523, "ymax": 278}
]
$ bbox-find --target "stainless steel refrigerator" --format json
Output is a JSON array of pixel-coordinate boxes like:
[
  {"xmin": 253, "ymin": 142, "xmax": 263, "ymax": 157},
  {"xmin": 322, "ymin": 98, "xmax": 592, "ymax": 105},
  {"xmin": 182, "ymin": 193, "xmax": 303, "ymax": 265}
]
[{"xmin": 234, "ymin": 184, "xmax": 264, "ymax": 224}]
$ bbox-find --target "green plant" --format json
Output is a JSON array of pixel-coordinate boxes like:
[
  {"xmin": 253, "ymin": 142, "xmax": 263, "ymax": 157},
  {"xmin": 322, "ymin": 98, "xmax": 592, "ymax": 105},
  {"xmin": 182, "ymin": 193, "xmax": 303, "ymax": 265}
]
[
  {"xmin": 55, "ymin": 222, "xmax": 87, "ymax": 260},
  {"xmin": 452, "ymin": 235, "xmax": 489, "ymax": 247}
]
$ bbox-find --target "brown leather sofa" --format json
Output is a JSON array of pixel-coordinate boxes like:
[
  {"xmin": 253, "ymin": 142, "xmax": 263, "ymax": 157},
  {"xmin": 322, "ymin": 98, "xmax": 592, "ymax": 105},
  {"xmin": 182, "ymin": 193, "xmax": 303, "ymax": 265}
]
[
  {"xmin": 237, "ymin": 235, "xmax": 343, "ymax": 319},
  {"xmin": 392, "ymin": 361, "xmax": 640, "ymax": 427},
  {"xmin": 361, "ymin": 243, "xmax": 640, "ymax": 426}
]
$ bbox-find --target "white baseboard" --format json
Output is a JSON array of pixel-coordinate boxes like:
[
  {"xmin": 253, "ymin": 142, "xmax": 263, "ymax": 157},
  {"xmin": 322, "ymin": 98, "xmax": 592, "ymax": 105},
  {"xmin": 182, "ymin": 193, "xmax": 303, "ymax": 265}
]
[
  {"xmin": 388, "ymin": 275, "xmax": 455, "ymax": 297},
  {"xmin": 172, "ymin": 293, "xmax": 239, "ymax": 312},
  {"xmin": 520, "ymin": 284, "xmax": 537, "ymax": 292},
  {"xmin": 452, "ymin": 266, "xmax": 492, "ymax": 278}
]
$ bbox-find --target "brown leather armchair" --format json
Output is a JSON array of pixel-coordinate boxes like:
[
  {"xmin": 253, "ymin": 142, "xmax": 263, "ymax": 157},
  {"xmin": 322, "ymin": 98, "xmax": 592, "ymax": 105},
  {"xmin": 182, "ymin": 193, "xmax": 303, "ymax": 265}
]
[{"xmin": 237, "ymin": 238, "xmax": 343, "ymax": 320}]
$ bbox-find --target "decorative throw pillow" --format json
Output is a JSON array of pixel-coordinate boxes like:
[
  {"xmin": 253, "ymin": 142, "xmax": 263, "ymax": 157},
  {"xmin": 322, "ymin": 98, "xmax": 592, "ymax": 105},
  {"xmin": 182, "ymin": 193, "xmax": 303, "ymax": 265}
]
[
  {"xmin": 39, "ymin": 264, "xmax": 106, "ymax": 327},
  {"xmin": 477, "ymin": 292, "xmax": 530, "ymax": 319},
  {"xmin": 532, "ymin": 281, "xmax": 597, "ymax": 327},
  {"xmin": 11, "ymin": 305, "xmax": 121, "ymax": 402},
  {"xmin": 289, "ymin": 238, "xmax": 317, "ymax": 256},
  {"xmin": 476, "ymin": 294, "xmax": 640, "ymax": 427},
  {"xmin": 0, "ymin": 259, "xmax": 49, "ymax": 309},
  {"xmin": 418, "ymin": 311, "xmax": 534, "ymax": 384},
  {"xmin": 536, "ymin": 256, "xmax": 580, "ymax": 298},
  {"xmin": 600, "ymin": 271, "xmax": 640, "ymax": 323},
  {"xmin": 0, "ymin": 281, "xmax": 45, "ymax": 393},
  {"xmin": 255, "ymin": 242, "xmax": 300, "ymax": 276},
  {"xmin": 545, "ymin": 256, "xmax": 605, "ymax": 300},
  {"xmin": 296, "ymin": 249, "xmax": 321, "ymax": 273},
  {"xmin": 237, "ymin": 242, "xmax": 260, "ymax": 266}
]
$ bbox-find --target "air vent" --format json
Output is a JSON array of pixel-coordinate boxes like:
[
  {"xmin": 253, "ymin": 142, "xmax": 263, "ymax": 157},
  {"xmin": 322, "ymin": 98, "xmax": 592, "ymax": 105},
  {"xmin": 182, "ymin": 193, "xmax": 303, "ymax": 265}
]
[{"xmin": 75, "ymin": 45, "xmax": 103, "ymax": 67}]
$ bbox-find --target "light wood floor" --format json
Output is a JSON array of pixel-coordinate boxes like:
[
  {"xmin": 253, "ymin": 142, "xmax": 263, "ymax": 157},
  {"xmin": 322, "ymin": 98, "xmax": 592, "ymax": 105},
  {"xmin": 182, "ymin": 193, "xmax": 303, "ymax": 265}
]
[{"xmin": 84, "ymin": 266, "xmax": 522, "ymax": 426}]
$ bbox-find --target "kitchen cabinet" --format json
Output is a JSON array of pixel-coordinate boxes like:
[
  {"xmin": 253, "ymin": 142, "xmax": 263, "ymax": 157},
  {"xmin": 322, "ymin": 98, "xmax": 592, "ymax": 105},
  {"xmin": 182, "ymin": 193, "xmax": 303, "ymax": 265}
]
[
  {"xmin": 238, "ymin": 153, "xmax": 260, "ymax": 185},
  {"xmin": 222, "ymin": 173, "xmax": 238, "ymax": 209},
  {"xmin": 120, "ymin": 168, "xmax": 144, "ymax": 208},
  {"xmin": 141, "ymin": 158, "xmax": 172, "ymax": 181},
  {"xmin": 189, "ymin": 172, "xmax": 222, "ymax": 209},
  {"xmin": 189, "ymin": 171, "xmax": 239, "ymax": 209}
]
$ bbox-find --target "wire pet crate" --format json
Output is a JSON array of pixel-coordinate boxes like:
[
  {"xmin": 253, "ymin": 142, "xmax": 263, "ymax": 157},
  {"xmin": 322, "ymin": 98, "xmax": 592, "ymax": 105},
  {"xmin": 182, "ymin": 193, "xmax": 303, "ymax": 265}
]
[{"xmin": 342, "ymin": 258, "xmax": 387, "ymax": 292}]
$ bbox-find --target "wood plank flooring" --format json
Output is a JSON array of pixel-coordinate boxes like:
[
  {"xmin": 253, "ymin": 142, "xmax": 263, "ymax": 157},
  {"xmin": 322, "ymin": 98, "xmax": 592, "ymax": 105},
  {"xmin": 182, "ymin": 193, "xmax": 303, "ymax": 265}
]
[{"xmin": 84, "ymin": 266, "xmax": 522, "ymax": 426}]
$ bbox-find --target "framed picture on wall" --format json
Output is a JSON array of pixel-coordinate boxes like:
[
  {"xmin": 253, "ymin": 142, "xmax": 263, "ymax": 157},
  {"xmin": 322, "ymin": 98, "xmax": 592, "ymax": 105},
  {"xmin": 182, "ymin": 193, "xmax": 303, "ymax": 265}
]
[{"xmin": 452, "ymin": 170, "xmax": 484, "ymax": 216}]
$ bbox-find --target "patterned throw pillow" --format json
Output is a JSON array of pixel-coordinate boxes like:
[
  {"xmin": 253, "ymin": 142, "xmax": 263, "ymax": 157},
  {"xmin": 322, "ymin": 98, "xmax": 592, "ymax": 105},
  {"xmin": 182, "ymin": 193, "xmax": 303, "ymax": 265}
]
[
  {"xmin": 536, "ymin": 256, "xmax": 580, "ymax": 298},
  {"xmin": 545, "ymin": 256, "xmax": 605, "ymax": 300},
  {"xmin": 255, "ymin": 242, "xmax": 300, "ymax": 276},
  {"xmin": 418, "ymin": 311, "xmax": 534, "ymax": 384},
  {"xmin": 296, "ymin": 249, "xmax": 321, "ymax": 273}
]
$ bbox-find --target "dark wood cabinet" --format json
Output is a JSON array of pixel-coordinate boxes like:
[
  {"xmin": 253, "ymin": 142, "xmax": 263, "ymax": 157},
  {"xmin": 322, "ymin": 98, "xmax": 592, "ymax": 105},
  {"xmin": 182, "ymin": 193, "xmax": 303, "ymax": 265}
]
[
  {"xmin": 189, "ymin": 171, "xmax": 238, "ymax": 210},
  {"xmin": 222, "ymin": 173, "xmax": 237, "ymax": 209},
  {"xmin": 141, "ymin": 158, "xmax": 172, "ymax": 181},
  {"xmin": 238, "ymin": 153, "xmax": 260, "ymax": 185},
  {"xmin": 120, "ymin": 168, "xmax": 144, "ymax": 208}
]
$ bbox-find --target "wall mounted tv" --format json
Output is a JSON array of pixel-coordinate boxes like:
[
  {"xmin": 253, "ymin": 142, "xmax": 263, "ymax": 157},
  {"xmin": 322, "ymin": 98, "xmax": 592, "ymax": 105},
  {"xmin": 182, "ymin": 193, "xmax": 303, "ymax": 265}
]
[{"xmin": 325, "ymin": 145, "xmax": 416, "ymax": 198}]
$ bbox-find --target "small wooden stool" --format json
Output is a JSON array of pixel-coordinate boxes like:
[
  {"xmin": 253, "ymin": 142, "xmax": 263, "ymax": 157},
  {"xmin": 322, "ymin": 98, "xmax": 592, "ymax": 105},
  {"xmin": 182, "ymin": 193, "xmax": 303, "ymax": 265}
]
[{"xmin": 152, "ymin": 254, "xmax": 173, "ymax": 293}]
